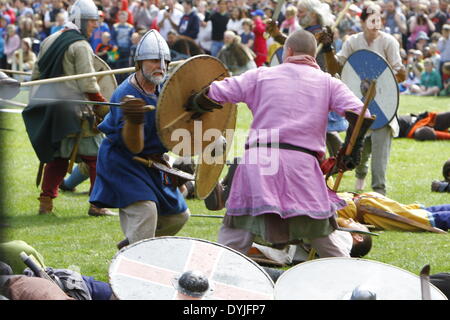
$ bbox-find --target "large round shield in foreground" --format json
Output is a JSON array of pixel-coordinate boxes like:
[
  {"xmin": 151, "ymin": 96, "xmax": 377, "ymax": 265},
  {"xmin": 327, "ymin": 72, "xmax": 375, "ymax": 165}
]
[
  {"xmin": 273, "ymin": 258, "xmax": 447, "ymax": 300},
  {"xmin": 194, "ymin": 104, "xmax": 238, "ymax": 199},
  {"xmin": 269, "ymin": 47, "xmax": 283, "ymax": 67},
  {"xmin": 93, "ymin": 55, "xmax": 117, "ymax": 100},
  {"xmin": 109, "ymin": 236, "xmax": 274, "ymax": 300},
  {"xmin": 341, "ymin": 49, "xmax": 399, "ymax": 130},
  {"xmin": 156, "ymin": 55, "xmax": 236, "ymax": 157}
]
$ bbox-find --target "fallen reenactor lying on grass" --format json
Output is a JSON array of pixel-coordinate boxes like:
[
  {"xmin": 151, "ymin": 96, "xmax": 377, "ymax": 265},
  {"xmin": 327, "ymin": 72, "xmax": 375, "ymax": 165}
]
[
  {"xmin": 397, "ymin": 111, "xmax": 450, "ymax": 141},
  {"xmin": 0, "ymin": 240, "xmax": 113, "ymax": 300}
]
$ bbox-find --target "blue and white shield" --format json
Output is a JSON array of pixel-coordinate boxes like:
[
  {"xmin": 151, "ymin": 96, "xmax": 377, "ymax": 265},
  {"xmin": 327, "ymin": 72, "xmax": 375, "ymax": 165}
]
[{"xmin": 341, "ymin": 50, "xmax": 399, "ymax": 130}]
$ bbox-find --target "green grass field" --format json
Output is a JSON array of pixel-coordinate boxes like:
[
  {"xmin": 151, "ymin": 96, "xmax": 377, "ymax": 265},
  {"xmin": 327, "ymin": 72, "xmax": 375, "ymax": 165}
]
[{"xmin": 0, "ymin": 91, "xmax": 449, "ymax": 283}]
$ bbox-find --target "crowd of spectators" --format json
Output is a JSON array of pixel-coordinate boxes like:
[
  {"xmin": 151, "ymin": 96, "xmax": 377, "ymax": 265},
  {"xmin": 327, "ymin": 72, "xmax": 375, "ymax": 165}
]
[{"xmin": 0, "ymin": 0, "xmax": 449, "ymax": 94}]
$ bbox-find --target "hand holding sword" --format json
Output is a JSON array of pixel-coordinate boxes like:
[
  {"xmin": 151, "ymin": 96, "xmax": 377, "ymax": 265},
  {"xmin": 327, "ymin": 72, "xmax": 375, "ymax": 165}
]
[{"xmin": 263, "ymin": 0, "xmax": 285, "ymax": 41}]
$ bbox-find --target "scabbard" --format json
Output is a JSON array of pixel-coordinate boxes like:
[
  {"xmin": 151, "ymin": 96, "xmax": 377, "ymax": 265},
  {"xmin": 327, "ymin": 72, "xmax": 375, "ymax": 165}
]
[{"xmin": 36, "ymin": 162, "xmax": 45, "ymax": 188}]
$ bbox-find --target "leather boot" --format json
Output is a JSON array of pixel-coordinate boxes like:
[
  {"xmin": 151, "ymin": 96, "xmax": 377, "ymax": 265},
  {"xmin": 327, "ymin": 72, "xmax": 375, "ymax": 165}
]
[
  {"xmin": 88, "ymin": 204, "xmax": 118, "ymax": 217},
  {"xmin": 38, "ymin": 196, "xmax": 53, "ymax": 215},
  {"xmin": 117, "ymin": 238, "xmax": 129, "ymax": 250}
]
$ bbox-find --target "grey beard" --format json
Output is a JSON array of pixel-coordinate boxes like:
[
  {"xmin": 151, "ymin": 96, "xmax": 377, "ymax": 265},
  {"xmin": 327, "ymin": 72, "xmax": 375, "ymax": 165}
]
[{"xmin": 143, "ymin": 71, "xmax": 165, "ymax": 85}]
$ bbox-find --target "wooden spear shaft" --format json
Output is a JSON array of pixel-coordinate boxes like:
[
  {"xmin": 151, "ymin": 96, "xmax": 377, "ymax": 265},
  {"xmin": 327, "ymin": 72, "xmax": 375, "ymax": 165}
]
[
  {"xmin": 19, "ymin": 67, "xmax": 136, "ymax": 87},
  {"xmin": 0, "ymin": 68, "xmax": 32, "ymax": 76},
  {"xmin": 332, "ymin": 80, "xmax": 377, "ymax": 192},
  {"xmin": 316, "ymin": 2, "xmax": 352, "ymax": 57}
]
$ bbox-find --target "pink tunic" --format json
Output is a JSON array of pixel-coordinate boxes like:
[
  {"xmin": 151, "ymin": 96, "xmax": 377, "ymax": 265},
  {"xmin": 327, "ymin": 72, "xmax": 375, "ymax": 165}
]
[{"xmin": 208, "ymin": 60, "xmax": 366, "ymax": 220}]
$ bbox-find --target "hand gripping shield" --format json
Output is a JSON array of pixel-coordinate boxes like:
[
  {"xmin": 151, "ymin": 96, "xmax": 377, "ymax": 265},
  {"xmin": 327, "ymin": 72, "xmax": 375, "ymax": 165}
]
[
  {"xmin": 156, "ymin": 55, "xmax": 236, "ymax": 158},
  {"xmin": 109, "ymin": 236, "xmax": 274, "ymax": 300},
  {"xmin": 340, "ymin": 49, "xmax": 399, "ymax": 130},
  {"xmin": 273, "ymin": 257, "xmax": 447, "ymax": 300}
]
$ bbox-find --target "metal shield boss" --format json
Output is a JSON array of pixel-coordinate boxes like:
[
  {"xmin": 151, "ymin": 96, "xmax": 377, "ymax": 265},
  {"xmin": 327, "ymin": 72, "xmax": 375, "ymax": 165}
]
[
  {"xmin": 156, "ymin": 55, "xmax": 237, "ymax": 199},
  {"xmin": 273, "ymin": 257, "xmax": 447, "ymax": 300},
  {"xmin": 340, "ymin": 49, "xmax": 399, "ymax": 130},
  {"xmin": 109, "ymin": 236, "xmax": 275, "ymax": 300}
]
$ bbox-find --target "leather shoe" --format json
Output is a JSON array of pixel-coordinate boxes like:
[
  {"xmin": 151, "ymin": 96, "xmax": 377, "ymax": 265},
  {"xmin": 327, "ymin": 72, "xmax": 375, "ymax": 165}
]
[{"xmin": 88, "ymin": 204, "xmax": 118, "ymax": 217}]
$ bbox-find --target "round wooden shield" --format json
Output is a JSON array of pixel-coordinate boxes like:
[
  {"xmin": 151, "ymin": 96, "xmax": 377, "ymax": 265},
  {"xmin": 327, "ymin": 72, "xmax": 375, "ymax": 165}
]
[
  {"xmin": 269, "ymin": 47, "xmax": 284, "ymax": 67},
  {"xmin": 93, "ymin": 55, "xmax": 117, "ymax": 100},
  {"xmin": 340, "ymin": 49, "xmax": 399, "ymax": 130},
  {"xmin": 109, "ymin": 236, "xmax": 274, "ymax": 300},
  {"xmin": 156, "ymin": 55, "xmax": 236, "ymax": 157},
  {"xmin": 273, "ymin": 258, "xmax": 447, "ymax": 300},
  {"xmin": 194, "ymin": 104, "xmax": 238, "ymax": 200}
]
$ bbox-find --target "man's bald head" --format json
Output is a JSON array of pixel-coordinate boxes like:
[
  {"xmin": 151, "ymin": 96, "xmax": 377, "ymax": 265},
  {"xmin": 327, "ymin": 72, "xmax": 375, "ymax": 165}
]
[{"xmin": 284, "ymin": 29, "xmax": 317, "ymax": 58}]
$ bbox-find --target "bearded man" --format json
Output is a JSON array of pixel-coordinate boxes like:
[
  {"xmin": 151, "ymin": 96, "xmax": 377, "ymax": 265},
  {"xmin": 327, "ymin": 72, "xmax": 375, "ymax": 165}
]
[
  {"xmin": 90, "ymin": 30, "xmax": 190, "ymax": 248},
  {"xmin": 23, "ymin": 0, "xmax": 115, "ymax": 216}
]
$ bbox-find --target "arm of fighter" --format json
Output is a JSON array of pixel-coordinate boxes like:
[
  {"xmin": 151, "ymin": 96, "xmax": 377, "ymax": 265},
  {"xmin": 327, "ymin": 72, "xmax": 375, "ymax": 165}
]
[
  {"xmin": 265, "ymin": 19, "xmax": 287, "ymax": 45},
  {"xmin": 85, "ymin": 91, "xmax": 110, "ymax": 120},
  {"xmin": 121, "ymin": 96, "xmax": 148, "ymax": 154},
  {"xmin": 317, "ymin": 26, "xmax": 343, "ymax": 77}
]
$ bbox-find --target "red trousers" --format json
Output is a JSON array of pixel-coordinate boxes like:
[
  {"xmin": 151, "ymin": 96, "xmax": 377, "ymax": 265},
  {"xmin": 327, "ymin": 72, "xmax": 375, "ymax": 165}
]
[{"xmin": 40, "ymin": 156, "xmax": 97, "ymax": 198}]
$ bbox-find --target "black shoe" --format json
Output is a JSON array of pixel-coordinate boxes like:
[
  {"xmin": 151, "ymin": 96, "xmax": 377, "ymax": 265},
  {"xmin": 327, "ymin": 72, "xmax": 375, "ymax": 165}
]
[
  {"xmin": 59, "ymin": 182, "xmax": 76, "ymax": 192},
  {"xmin": 117, "ymin": 238, "xmax": 129, "ymax": 250}
]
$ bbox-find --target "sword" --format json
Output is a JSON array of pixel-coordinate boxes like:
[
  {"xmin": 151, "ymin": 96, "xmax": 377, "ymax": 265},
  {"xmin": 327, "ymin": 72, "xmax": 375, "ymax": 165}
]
[
  {"xmin": 263, "ymin": 0, "xmax": 286, "ymax": 39},
  {"xmin": 31, "ymin": 97, "xmax": 156, "ymax": 111},
  {"xmin": 133, "ymin": 156, "xmax": 195, "ymax": 181}
]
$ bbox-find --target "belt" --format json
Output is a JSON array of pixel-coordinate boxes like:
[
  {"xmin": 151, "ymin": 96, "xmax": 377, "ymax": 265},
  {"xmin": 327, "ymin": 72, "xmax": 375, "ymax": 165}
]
[{"xmin": 245, "ymin": 142, "xmax": 319, "ymax": 159}]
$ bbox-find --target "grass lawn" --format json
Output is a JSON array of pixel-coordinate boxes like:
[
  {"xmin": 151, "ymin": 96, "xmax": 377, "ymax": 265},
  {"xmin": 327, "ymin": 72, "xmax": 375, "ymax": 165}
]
[{"xmin": 0, "ymin": 90, "xmax": 449, "ymax": 284}]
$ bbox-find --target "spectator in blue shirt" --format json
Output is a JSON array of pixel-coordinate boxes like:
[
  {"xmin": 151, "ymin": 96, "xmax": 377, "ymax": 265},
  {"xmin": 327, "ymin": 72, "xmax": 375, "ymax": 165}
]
[
  {"xmin": 178, "ymin": 0, "xmax": 200, "ymax": 40},
  {"xmin": 90, "ymin": 11, "xmax": 111, "ymax": 52},
  {"xmin": 111, "ymin": 10, "xmax": 135, "ymax": 83}
]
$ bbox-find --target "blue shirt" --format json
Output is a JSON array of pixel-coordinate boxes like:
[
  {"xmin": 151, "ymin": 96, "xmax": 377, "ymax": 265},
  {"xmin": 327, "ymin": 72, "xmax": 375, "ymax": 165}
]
[
  {"xmin": 112, "ymin": 23, "xmax": 134, "ymax": 49},
  {"xmin": 90, "ymin": 75, "xmax": 187, "ymax": 215},
  {"xmin": 89, "ymin": 23, "xmax": 111, "ymax": 51}
]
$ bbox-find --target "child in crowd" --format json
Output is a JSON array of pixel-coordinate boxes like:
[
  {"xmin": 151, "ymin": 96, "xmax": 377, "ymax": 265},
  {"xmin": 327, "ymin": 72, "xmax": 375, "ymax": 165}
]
[
  {"xmin": 239, "ymin": 18, "xmax": 254, "ymax": 50},
  {"xmin": 95, "ymin": 31, "xmax": 118, "ymax": 66},
  {"xmin": 439, "ymin": 62, "xmax": 450, "ymax": 96},
  {"xmin": 50, "ymin": 12, "xmax": 65, "ymax": 34},
  {"xmin": 410, "ymin": 58, "xmax": 442, "ymax": 96}
]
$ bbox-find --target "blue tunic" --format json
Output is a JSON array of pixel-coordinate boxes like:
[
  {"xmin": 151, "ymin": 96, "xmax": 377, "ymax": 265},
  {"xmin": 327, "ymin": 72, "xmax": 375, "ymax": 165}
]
[{"xmin": 89, "ymin": 75, "xmax": 188, "ymax": 215}]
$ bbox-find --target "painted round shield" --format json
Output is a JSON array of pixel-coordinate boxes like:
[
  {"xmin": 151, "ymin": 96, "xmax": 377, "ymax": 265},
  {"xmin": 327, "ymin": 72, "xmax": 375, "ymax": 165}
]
[
  {"xmin": 93, "ymin": 55, "xmax": 118, "ymax": 100},
  {"xmin": 109, "ymin": 236, "xmax": 274, "ymax": 300},
  {"xmin": 273, "ymin": 258, "xmax": 447, "ymax": 300},
  {"xmin": 194, "ymin": 104, "xmax": 238, "ymax": 199},
  {"xmin": 269, "ymin": 47, "xmax": 283, "ymax": 67},
  {"xmin": 341, "ymin": 49, "xmax": 399, "ymax": 130},
  {"xmin": 156, "ymin": 55, "xmax": 236, "ymax": 157}
]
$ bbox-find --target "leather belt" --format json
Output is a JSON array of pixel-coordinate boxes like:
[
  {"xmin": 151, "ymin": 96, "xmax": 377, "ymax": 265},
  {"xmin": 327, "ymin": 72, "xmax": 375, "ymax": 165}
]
[{"xmin": 245, "ymin": 142, "xmax": 319, "ymax": 159}]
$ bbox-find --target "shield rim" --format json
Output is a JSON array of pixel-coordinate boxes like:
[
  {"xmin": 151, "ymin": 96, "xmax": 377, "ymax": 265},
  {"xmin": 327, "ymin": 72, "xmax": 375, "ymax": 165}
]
[
  {"xmin": 194, "ymin": 104, "xmax": 238, "ymax": 199},
  {"xmin": 341, "ymin": 49, "xmax": 399, "ymax": 130},
  {"xmin": 93, "ymin": 54, "xmax": 118, "ymax": 101},
  {"xmin": 155, "ymin": 54, "xmax": 235, "ymax": 157},
  {"xmin": 109, "ymin": 236, "xmax": 275, "ymax": 300},
  {"xmin": 273, "ymin": 257, "xmax": 447, "ymax": 300}
]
